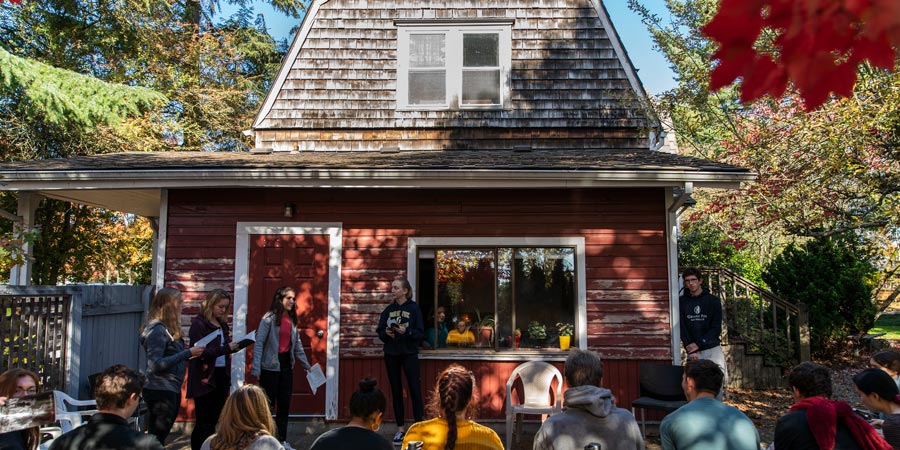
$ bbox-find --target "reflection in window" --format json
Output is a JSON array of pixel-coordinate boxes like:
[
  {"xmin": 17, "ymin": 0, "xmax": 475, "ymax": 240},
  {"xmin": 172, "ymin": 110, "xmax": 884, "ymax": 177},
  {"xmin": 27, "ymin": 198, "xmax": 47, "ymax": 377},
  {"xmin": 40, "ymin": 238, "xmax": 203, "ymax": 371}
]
[{"xmin": 418, "ymin": 247, "xmax": 576, "ymax": 351}]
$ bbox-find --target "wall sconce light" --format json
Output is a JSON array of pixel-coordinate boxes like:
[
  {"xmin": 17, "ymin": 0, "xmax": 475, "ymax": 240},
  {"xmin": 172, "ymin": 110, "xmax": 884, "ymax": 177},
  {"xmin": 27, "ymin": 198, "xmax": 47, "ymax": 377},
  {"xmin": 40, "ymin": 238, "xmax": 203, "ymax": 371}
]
[{"xmin": 283, "ymin": 202, "xmax": 296, "ymax": 218}]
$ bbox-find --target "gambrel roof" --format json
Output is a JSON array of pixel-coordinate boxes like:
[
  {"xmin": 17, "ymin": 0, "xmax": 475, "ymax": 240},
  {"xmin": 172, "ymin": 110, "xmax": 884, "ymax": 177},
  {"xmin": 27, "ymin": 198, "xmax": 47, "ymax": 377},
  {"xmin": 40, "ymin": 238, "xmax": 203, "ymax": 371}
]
[{"xmin": 252, "ymin": 0, "xmax": 657, "ymax": 152}]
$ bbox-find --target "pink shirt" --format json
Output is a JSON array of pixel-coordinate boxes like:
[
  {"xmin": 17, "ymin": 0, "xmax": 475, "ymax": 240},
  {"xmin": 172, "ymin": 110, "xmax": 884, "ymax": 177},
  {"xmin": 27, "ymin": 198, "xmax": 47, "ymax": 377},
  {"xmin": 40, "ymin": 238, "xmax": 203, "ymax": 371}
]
[{"xmin": 279, "ymin": 315, "xmax": 292, "ymax": 353}]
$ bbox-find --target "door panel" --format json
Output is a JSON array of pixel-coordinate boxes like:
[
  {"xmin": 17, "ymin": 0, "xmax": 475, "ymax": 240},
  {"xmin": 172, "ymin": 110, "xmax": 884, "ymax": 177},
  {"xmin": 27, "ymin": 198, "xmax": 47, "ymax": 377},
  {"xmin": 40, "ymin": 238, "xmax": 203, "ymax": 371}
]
[{"xmin": 247, "ymin": 233, "xmax": 330, "ymax": 415}]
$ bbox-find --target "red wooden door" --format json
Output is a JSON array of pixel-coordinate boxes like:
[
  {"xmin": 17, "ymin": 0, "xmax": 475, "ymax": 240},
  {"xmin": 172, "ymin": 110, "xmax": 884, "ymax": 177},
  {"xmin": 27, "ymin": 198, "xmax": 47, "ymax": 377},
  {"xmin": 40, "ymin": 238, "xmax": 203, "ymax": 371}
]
[{"xmin": 247, "ymin": 233, "xmax": 329, "ymax": 415}]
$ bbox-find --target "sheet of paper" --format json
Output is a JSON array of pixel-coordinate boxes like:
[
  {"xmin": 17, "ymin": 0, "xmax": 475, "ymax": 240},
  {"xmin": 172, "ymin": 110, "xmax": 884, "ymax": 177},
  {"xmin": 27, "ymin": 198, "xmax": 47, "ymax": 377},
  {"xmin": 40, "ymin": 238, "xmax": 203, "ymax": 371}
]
[
  {"xmin": 306, "ymin": 363, "xmax": 326, "ymax": 395},
  {"xmin": 193, "ymin": 328, "xmax": 221, "ymax": 347},
  {"xmin": 0, "ymin": 391, "xmax": 55, "ymax": 434},
  {"xmin": 235, "ymin": 330, "xmax": 256, "ymax": 350}
]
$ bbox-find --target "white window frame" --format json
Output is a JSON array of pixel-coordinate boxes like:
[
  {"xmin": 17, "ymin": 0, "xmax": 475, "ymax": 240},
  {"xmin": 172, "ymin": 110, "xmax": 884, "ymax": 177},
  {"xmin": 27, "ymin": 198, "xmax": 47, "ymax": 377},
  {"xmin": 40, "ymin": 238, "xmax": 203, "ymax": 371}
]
[
  {"xmin": 407, "ymin": 237, "xmax": 587, "ymax": 361},
  {"xmin": 397, "ymin": 22, "xmax": 512, "ymax": 111}
]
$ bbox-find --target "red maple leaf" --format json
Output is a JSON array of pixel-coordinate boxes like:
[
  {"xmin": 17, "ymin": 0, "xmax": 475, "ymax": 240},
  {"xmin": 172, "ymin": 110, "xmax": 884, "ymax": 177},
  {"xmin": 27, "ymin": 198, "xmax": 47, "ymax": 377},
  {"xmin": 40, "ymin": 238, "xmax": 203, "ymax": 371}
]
[{"xmin": 703, "ymin": 0, "xmax": 900, "ymax": 110}]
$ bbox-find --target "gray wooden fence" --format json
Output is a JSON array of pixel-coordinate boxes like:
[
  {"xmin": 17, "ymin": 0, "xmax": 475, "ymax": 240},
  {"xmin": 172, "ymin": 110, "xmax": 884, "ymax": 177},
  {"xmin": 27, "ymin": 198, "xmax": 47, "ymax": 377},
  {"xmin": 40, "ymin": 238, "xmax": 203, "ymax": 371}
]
[{"xmin": 0, "ymin": 285, "xmax": 152, "ymax": 399}]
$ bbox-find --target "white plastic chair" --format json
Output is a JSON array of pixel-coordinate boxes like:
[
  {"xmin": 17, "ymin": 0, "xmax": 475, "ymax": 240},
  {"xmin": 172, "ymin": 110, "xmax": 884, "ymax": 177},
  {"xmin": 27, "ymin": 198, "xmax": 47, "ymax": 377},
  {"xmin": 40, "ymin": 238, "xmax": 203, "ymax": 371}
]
[
  {"xmin": 505, "ymin": 361, "xmax": 563, "ymax": 450},
  {"xmin": 52, "ymin": 390, "xmax": 98, "ymax": 433}
]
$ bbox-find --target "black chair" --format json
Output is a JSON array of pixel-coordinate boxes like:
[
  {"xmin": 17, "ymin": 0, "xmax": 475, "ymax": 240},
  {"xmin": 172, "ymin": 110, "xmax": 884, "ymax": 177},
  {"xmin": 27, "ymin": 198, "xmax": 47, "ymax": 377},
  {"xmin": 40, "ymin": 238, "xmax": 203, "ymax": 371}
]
[{"xmin": 630, "ymin": 363, "xmax": 688, "ymax": 436}]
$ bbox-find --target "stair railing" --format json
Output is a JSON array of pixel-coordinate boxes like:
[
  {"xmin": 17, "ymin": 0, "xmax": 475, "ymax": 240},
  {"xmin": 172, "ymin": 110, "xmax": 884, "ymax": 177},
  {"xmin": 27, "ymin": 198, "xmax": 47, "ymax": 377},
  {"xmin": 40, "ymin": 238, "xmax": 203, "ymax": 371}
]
[{"xmin": 700, "ymin": 267, "xmax": 810, "ymax": 366}]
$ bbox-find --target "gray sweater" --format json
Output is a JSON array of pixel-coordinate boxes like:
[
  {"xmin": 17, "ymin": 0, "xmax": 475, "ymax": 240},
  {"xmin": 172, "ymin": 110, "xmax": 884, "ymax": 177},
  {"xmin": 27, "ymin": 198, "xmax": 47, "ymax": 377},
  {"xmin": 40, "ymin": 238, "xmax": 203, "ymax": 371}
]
[
  {"xmin": 200, "ymin": 434, "xmax": 284, "ymax": 450},
  {"xmin": 533, "ymin": 385, "xmax": 645, "ymax": 450},
  {"xmin": 139, "ymin": 320, "xmax": 192, "ymax": 392},
  {"xmin": 250, "ymin": 312, "xmax": 311, "ymax": 377}
]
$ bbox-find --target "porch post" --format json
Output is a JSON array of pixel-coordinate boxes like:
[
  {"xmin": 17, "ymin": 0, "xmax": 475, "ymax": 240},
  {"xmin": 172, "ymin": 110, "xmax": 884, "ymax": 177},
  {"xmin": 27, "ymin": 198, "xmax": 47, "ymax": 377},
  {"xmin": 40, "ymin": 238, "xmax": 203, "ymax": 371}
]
[
  {"xmin": 8, "ymin": 192, "xmax": 41, "ymax": 286},
  {"xmin": 665, "ymin": 187, "xmax": 682, "ymax": 364}
]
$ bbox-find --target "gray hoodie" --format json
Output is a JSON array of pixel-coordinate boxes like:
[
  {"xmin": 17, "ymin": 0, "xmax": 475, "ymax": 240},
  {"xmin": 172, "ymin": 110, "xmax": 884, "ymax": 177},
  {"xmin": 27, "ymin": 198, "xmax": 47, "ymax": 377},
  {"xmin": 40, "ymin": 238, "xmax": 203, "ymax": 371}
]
[{"xmin": 533, "ymin": 385, "xmax": 644, "ymax": 450}]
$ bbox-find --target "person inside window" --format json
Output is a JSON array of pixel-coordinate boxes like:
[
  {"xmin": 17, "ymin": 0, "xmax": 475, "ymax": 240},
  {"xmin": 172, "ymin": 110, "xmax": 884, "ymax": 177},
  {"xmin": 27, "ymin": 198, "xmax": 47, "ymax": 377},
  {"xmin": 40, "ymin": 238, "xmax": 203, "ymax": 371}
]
[
  {"xmin": 446, "ymin": 320, "xmax": 475, "ymax": 347},
  {"xmin": 424, "ymin": 306, "xmax": 448, "ymax": 349}
]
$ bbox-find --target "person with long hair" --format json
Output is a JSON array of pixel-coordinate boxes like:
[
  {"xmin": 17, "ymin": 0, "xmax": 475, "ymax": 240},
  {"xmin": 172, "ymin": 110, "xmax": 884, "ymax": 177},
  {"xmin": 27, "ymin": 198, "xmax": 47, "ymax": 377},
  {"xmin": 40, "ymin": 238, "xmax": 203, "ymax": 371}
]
[
  {"xmin": 251, "ymin": 286, "xmax": 311, "ymax": 446},
  {"xmin": 188, "ymin": 289, "xmax": 240, "ymax": 450},
  {"xmin": 375, "ymin": 276, "xmax": 425, "ymax": 444},
  {"xmin": 855, "ymin": 368, "xmax": 900, "ymax": 448},
  {"xmin": 0, "ymin": 368, "xmax": 41, "ymax": 450},
  {"xmin": 309, "ymin": 378, "xmax": 392, "ymax": 450},
  {"xmin": 140, "ymin": 287, "xmax": 204, "ymax": 445},
  {"xmin": 401, "ymin": 364, "xmax": 503, "ymax": 450},
  {"xmin": 872, "ymin": 351, "xmax": 900, "ymax": 390},
  {"xmin": 200, "ymin": 384, "xmax": 283, "ymax": 450}
]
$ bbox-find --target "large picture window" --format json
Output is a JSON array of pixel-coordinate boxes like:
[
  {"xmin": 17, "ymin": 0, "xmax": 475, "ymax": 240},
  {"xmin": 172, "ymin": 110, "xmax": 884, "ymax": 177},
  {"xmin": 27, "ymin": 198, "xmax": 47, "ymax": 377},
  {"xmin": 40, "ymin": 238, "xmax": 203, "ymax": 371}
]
[
  {"xmin": 417, "ymin": 246, "xmax": 578, "ymax": 352},
  {"xmin": 397, "ymin": 23, "xmax": 512, "ymax": 110}
]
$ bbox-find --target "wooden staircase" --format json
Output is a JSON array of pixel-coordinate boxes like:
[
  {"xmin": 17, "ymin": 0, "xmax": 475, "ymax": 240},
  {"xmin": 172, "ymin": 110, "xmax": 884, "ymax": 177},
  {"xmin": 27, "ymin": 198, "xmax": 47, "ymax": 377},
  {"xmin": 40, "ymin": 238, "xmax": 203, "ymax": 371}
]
[{"xmin": 700, "ymin": 268, "xmax": 811, "ymax": 389}]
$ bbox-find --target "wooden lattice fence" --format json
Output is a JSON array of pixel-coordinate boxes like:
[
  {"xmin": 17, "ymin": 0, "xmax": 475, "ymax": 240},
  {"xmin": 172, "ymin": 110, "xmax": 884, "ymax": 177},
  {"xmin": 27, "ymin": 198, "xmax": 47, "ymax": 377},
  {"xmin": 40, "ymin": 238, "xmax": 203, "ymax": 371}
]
[{"xmin": 0, "ymin": 293, "xmax": 71, "ymax": 391}]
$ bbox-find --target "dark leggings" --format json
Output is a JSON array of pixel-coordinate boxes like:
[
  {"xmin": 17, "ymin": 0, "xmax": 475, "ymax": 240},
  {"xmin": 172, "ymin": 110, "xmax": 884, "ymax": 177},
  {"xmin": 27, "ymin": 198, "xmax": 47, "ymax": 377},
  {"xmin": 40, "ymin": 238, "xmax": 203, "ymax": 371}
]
[
  {"xmin": 259, "ymin": 352, "xmax": 294, "ymax": 441},
  {"xmin": 190, "ymin": 368, "xmax": 230, "ymax": 450},
  {"xmin": 384, "ymin": 353, "xmax": 424, "ymax": 427},
  {"xmin": 143, "ymin": 388, "xmax": 180, "ymax": 445}
]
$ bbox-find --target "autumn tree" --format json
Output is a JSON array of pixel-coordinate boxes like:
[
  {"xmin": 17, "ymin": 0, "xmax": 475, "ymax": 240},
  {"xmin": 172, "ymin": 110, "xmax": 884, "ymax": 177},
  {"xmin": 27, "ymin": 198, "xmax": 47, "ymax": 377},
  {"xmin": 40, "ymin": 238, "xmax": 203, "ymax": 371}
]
[
  {"xmin": 0, "ymin": 0, "xmax": 305, "ymax": 283},
  {"xmin": 631, "ymin": 0, "xmax": 900, "ymax": 307}
]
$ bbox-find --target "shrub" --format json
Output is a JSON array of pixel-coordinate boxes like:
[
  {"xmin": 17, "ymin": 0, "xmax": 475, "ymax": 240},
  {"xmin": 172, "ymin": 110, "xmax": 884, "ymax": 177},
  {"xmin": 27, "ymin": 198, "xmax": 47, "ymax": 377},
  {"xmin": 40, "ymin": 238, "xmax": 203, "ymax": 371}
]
[{"xmin": 763, "ymin": 235, "xmax": 877, "ymax": 355}]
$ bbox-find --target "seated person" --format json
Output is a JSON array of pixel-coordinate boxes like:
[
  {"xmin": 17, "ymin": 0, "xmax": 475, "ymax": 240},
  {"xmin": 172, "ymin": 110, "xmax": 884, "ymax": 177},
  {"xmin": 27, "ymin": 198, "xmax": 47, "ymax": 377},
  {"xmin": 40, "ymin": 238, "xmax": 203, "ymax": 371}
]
[
  {"xmin": 446, "ymin": 320, "xmax": 475, "ymax": 347},
  {"xmin": 424, "ymin": 306, "xmax": 448, "ymax": 349}
]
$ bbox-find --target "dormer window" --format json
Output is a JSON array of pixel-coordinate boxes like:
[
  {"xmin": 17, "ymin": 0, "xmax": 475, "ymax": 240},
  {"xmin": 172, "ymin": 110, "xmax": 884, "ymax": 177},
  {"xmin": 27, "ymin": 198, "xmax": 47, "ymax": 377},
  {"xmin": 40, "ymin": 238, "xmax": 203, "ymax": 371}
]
[{"xmin": 396, "ymin": 21, "xmax": 512, "ymax": 110}]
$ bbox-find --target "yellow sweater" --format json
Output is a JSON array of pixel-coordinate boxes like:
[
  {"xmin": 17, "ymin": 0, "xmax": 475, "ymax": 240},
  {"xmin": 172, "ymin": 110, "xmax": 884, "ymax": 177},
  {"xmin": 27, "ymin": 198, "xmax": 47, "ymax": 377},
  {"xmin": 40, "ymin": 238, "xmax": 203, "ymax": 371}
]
[
  {"xmin": 402, "ymin": 418, "xmax": 504, "ymax": 450},
  {"xmin": 446, "ymin": 330, "xmax": 475, "ymax": 346}
]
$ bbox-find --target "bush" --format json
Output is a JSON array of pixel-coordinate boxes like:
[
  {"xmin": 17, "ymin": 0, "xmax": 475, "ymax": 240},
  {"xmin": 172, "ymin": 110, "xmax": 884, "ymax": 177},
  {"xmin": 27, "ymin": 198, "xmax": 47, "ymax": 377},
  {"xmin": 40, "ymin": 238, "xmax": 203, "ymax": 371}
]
[{"xmin": 763, "ymin": 235, "xmax": 877, "ymax": 355}]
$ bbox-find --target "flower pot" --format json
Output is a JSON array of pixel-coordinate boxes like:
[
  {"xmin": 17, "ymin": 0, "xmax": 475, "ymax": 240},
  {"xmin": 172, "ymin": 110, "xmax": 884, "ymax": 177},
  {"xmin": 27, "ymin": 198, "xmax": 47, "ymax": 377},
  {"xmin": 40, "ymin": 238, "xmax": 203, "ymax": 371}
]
[{"xmin": 559, "ymin": 335, "xmax": 571, "ymax": 350}]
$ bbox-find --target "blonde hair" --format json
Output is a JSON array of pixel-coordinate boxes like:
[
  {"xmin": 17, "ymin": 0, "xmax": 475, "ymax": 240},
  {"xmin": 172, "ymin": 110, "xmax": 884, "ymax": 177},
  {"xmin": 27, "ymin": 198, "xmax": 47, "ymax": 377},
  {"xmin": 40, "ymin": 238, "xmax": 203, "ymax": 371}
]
[
  {"xmin": 209, "ymin": 384, "xmax": 276, "ymax": 450},
  {"xmin": 201, "ymin": 289, "xmax": 232, "ymax": 323},
  {"xmin": 147, "ymin": 287, "xmax": 183, "ymax": 339}
]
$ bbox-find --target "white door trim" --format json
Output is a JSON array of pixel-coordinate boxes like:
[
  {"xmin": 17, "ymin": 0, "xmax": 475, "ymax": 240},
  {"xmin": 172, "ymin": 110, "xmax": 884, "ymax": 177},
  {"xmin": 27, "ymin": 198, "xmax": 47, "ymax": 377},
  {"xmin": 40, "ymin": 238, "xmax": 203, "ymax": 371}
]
[{"xmin": 233, "ymin": 222, "xmax": 343, "ymax": 420}]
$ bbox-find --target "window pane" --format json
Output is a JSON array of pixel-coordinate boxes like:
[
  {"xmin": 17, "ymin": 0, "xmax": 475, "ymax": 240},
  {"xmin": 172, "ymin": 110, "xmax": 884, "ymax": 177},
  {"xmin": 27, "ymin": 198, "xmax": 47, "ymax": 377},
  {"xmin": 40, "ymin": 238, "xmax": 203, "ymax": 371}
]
[
  {"xmin": 436, "ymin": 249, "xmax": 495, "ymax": 349},
  {"xmin": 462, "ymin": 70, "xmax": 500, "ymax": 105},
  {"xmin": 410, "ymin": 34, "xmax": 445, "ymax": 68},
  {"xmin": 409, "ymin": 71, "xmax": 446, "ymax": 105},
  {"xmin": 463, "ymin": 33, "xmax": 499, "ymax": 67},
  {"xmin": 514, "ymin": 248, "xmax": 576, "ymax": 349}
]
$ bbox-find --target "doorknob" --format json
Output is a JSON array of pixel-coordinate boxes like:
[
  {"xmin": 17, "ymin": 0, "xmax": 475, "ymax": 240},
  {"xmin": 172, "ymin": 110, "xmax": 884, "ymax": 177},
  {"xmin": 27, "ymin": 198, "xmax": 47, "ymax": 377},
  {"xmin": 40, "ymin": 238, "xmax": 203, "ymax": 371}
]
[{"xmin": 316, "ymin": 329, "xmax": 324, "ymax": 338}]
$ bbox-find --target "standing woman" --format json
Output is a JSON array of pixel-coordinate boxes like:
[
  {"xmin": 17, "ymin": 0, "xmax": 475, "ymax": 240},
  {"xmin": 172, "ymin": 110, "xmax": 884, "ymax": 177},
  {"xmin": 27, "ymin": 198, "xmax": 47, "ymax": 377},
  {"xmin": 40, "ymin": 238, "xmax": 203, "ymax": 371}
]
[
  {"xmin": 141, "ymin": 287, "xmax": 205, "ymax": 445},
  {"xmin": 251, "ymin": 286, "xmax": 311, "ymax": 445},
  {"xmin": 375, "ymin": 276, "xmax": 425, "ymax": 444},
  {"xmin": 401, "ymin": 365, "xmax": 503, "ymax": 450},
  {"xmin": 188, "ymin": 289, "xmax": 240, "ymax": 450},
  {"xmin": 0, "ymin": 368, "xmax": 41, "ymax": 450},
  {"xmin": 854, "ymin": 368, "xmax": 900, "ymax": 448}
]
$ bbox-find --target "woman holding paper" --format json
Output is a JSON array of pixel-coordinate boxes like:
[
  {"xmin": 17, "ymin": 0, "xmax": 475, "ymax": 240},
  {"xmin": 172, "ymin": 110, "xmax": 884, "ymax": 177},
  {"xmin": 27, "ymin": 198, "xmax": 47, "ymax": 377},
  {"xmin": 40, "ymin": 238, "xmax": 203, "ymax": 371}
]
[
  {"xmin": 0, "ymin": 368, "xmax": 41, "ymax": 450},
  {"xmin": 140, "ymin": 287, "xmax": 205, "ymax": 445},
  {"xmin": 251, "ymin": 286, "xmax": 311, "ymax": 444},
  {"xmin": 188, "ymin": 289, "xmax": 240, "ymax": 450}
]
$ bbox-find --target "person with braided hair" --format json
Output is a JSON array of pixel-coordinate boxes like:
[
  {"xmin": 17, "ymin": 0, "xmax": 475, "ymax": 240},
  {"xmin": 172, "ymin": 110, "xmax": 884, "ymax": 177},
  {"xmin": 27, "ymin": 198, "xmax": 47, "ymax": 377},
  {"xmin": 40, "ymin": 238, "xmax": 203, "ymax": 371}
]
[
  {"xmin": 401, "ymin": 364, "xmax": 503, "ymax": 450},
  {"xmin": 854, "ymin": 368, "xmax": 900, "ymax": 448}
]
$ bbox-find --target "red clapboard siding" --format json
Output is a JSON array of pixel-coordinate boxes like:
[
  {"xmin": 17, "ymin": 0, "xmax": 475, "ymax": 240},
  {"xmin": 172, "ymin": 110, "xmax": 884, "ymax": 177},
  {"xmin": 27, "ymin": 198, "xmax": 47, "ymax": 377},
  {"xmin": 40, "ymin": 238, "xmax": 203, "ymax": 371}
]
[{"xmin": 164, "ymin": 186, "xmax": 675, "ymax": 380}]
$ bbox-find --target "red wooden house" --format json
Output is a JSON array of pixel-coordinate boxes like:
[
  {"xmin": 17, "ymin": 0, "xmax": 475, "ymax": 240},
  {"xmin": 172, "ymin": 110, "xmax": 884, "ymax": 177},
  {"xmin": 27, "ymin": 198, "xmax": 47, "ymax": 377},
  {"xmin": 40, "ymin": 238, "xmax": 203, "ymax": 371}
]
[{"xmin": 0, "ymin": 0, "xmax": 753, "ymax": 421}]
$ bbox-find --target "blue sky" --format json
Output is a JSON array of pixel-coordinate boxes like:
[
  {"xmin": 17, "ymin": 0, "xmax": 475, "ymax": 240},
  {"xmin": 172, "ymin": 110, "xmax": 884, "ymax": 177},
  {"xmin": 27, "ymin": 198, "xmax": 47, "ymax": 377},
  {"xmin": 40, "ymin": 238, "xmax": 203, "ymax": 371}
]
[{"xmin": 218, "ymin": 1, "xmax": 677, "ymax": 94}]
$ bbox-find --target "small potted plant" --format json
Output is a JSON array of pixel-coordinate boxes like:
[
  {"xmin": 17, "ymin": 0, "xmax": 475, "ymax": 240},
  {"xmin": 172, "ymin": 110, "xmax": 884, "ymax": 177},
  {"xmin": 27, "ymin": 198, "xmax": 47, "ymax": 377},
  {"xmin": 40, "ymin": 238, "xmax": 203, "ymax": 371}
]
[
  {"xmin": 556, "ymin": 321, "xmax": 574, "ymax": 350},
  {"xmin": 526, "ymin": 320, "xmax": 547, "ymax": 348},
  {"xmin": 472, "ymin": 309, "xmax": 495, "ymax": 348}
]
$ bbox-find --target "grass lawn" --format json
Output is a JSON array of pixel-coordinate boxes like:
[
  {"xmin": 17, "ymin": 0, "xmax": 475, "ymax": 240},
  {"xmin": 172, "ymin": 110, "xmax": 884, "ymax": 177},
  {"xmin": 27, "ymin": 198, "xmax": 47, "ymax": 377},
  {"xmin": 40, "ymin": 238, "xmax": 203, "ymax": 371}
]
[{"xmin": 871, "ymin": 314, "xmax": 900, "ymax": 339}]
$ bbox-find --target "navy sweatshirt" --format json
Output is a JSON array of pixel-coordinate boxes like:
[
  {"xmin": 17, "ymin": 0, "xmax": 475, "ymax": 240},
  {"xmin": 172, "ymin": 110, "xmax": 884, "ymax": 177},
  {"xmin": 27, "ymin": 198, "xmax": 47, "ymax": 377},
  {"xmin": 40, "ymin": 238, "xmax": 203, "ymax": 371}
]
[
  {"xmin": 679, "ymin": 288, "xmax": 723, "ymax": 351},
  {"xmin": 376, "ymin": 299, "xmax": 424, "ymax": 355}
]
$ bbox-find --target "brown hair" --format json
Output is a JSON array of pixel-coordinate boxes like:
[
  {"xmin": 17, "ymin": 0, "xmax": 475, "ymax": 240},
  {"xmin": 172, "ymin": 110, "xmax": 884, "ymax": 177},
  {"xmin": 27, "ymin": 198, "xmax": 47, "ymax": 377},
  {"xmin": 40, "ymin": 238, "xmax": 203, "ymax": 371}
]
[
  {"xmin": 201, "ymin": 289, "xmax": 232, "ymax": 323},
  {"xmin": 209, "ymin": 384, "xmax": 276, "ymax": 450},
  {"xmin": 0, "ymin": 368, "xmax": 40, "ymax": 450},
  {"xmin": 427, "ymin": 365, "xmax": 477, "ymax": 450},
  {"xmin": 146, "ymin": 287, "xmax": 183, "ymax": 339},
  {"xmin": 564, "ymin": 348, "xmax": 603, "ymax": 387},
  {"xmin": 268, "ymin": 286, "xmax": 297, "ymax": 326},
  {"xmin": 94, "ymin": 365, "xmax": 145, "ymax": 410}
]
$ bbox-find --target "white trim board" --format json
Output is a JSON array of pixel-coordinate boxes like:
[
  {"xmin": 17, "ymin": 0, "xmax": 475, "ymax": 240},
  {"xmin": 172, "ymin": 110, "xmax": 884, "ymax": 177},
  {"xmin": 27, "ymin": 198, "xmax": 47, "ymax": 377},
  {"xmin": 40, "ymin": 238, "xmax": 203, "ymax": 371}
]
[
  {"xmin": 232, "ymin": 222, "xmax": 343, "ymax": 420},
  {"xmin": 407, "ymin": 237, "xmax": 588, "ymax": 351}
]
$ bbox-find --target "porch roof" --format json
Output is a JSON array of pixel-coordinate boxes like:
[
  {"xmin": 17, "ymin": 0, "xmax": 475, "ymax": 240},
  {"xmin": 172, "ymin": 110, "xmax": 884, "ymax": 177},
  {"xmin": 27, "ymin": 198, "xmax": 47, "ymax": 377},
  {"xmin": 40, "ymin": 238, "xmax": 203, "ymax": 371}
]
[{"xmin": 0, "ymin": 149, "xmax": 754, "ymax": 217}]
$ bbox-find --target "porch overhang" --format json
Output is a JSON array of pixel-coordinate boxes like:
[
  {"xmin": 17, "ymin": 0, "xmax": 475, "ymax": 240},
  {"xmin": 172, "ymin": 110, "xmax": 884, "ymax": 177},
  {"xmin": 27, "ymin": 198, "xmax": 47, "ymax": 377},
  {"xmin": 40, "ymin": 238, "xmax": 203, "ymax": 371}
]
[{"xmin": 0, "ymin": 150, "xmax": 755, "ymax": 217}]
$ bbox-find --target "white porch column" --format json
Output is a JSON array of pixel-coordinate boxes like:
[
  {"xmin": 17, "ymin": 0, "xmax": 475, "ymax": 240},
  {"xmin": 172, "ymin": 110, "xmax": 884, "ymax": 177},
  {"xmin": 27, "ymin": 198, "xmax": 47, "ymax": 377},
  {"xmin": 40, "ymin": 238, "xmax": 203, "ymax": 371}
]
[{"xmin": 8, "ymin": 192, "xmax": 41, "ymax": 286}]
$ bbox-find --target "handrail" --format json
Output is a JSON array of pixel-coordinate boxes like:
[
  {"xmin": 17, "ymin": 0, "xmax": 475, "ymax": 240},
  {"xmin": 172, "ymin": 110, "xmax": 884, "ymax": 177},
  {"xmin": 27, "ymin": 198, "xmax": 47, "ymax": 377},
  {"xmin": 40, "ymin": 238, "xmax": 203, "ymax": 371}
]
[{"xmin": 699, "ymin": 267, "xmax": 810, "ymax": 366}]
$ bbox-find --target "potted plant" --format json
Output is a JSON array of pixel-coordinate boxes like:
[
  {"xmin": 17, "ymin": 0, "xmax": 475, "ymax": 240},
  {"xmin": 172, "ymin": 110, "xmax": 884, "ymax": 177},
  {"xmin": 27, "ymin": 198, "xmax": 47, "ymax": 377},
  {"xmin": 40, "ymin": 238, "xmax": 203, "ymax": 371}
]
[
  {"xmin": 473, "ymin": 309, "xmax": 495, "ymax": 348},
  {"xmin": 526, "ymin": 320, "xmax": 547, "ymax": 348},
  {"xmin": 556, "ymin": 321, "xmax": 574, "ymax": 350}
]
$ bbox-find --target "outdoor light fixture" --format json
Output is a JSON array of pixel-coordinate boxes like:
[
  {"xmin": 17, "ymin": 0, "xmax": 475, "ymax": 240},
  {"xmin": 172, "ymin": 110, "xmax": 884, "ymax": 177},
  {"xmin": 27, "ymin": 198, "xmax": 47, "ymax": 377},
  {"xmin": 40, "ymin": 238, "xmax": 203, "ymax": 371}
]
[{"xmin": 283, "ymin": 202, "xmax": 296, "ymax": 218}]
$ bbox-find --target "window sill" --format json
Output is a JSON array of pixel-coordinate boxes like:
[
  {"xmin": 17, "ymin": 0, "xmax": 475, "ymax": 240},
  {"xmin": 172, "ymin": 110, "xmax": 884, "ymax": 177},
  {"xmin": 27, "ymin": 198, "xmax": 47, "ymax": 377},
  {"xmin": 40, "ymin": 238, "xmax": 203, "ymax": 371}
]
[{"xmin": 419, "ymin": 348, "xmax": 572, "ymax": 361}]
